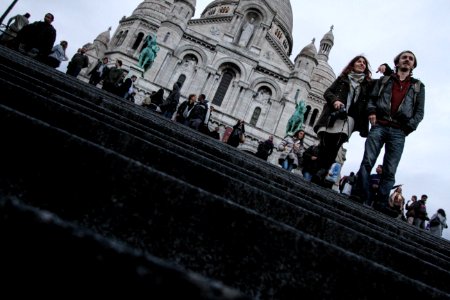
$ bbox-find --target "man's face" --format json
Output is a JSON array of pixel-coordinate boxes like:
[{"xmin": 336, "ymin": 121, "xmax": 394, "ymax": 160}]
[
  {"xmin": 44, "ymin": 14, "xmax": 54, "ymax": 24},
  {"xmin": 398, "ymin": 52, "xmax": 415, "ymax": 72}
]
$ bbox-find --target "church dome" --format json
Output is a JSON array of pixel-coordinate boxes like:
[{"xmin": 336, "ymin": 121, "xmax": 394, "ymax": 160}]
[
  {"xmin": 310, "ymin": 26, "xmax": 336, "ymax": 96},
  {"xmin": 202, "ymin": 0, "xmax": 293, "ymax": 34},
  {"xmin": 94, "ymin": 27, "xmax": 111, "ymax": 45},
  {"xmin": 177, "ymin": 0, "xmax": 196, "ymax": 7},
  {"xmin": 201, "ymin": 0, "xmax": 238, "ymax": 17},
  {"xmin": 131, "ymin": 0, "xmax": 173, "ymax": 25},
  {"xmin": 321, "ymin": 26, "xmax": 334, "ymax": 44},
  {"xmin": 299, "ymin": 38, "xmax": 317, "ymax": 58},
  {"xmin": 268, "ymin": 0, "xmax": 293, "ymax": 35}
]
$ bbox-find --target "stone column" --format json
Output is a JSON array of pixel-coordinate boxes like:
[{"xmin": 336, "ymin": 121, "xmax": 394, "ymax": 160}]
[
  {"xmin": 225, "ymin": 81, "xmax": 242, "ymax": 113},
  {"xmin": 204, "ymin": 68, "xmax": 220, "ymax": 100},
  {"xmin": 151, "ymin": 52, "xmax": 178, "ymax": 86},
  {"xmin": 228, "ymin": 14, "xmax": 242, "ymax": 36},
  {"xmin": 232, "ymin": 82, "xmax": 251, "ymax": 119}
]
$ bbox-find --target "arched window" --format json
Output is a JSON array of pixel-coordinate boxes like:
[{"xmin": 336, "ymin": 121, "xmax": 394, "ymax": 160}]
[
  {"xmin": 140, "ymin": 36, "xmax": 150, "ymax": 52},
  {"xmin": 212, "ymin": 70, "xmax": 234, "ymax": 106},
  {"xmin": 309, "ymin": 108, "xmax": 319, "ymax": 126},
  {"xmin": 219, "ymin": 6, "xmax": 230, "ymax": 13},
  {"xmin": 255, "ymin": 86, "xmax": 272, "ymax": 103},
  {"xmin": 132, "ymin": 32, "xmax": 145, "ymax": 50},
  {"xmin": 117, "ymin": 30, "xmax": 128, "ymax": 46},
  {"xmin": 275, "ymin": 29, "xmax": 283, "ymax": 39},
  {"xmin": 115, "ymin": 31, "xmax": 123, "ymax": 46},
  {"xmin": 183, "ymin": 54, "xmax": 198, "ymax": 65},
  {"xmin": 177, "ymin": 74, "xmax": 186, "ymax": 89},
  {"xmin": 250, "ymin": 107, "xmax": 261, "ymax": 126},
  {"xmin": 304, "ymin": 106, "xmax": 312, "ymax": 124}
]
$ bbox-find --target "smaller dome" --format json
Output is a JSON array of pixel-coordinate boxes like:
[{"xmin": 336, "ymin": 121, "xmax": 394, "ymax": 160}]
[
  {"xmin": 94, "ymin": 27, "xmax": 111, "ymax": 45},
  {"xmin": 321, "ymin": 25, "xmax": 334, "ymax": 43},
  {"xmin": 131, "ymin": 0, "xmax": 172, "ymax": 25},
  {"xmin": 299, "ymin": 38, "xmax": 317, "ymax": 58}
]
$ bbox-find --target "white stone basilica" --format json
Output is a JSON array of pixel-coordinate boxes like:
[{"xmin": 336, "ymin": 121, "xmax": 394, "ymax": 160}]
[{"xmin": 81, "ymin": 0, "xmax": 338, "ymax": 154}]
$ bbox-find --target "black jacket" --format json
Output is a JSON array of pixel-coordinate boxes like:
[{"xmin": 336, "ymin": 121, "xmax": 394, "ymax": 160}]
[
  {"xmin": 369, "ymin": 75, "xmax": 425, "ymax": 135},
  {"xmin": 314, "ymin": 75, "xmax": 374, "ymax": 138}
]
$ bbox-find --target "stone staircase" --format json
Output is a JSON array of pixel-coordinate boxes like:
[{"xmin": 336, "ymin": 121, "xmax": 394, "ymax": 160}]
[{"xmin": 0, "ymin": 45, "xmax": 449, "ymax": 299}]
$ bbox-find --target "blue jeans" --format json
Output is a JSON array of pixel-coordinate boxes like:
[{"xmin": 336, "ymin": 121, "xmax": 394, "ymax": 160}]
[
  {"xmin": 302, "ymin": 171, "xmax": 313, "ymax": 182},
  {"xmin": 355, "ymin": 125, "xmax": 405, "ymax": 206},
  {"xmin": 162, "ymin": 111, "xmax": 174, "ymax": 119},
  {"xmin": 282, "ymin": 159, "xmax": 294, "ymax": 172}
]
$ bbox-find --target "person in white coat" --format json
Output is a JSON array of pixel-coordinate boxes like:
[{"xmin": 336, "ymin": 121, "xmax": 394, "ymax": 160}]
[
  {"xmin": 429, "ymin": 209, "xmax": 448, "ymax": 237},
  {"xmin": 45, "ymin": 40, "xmax": 68, "ymax": 68}
]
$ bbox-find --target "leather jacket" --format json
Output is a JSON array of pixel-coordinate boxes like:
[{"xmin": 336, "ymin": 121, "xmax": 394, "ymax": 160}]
[{"xmin": 369, "ymin": 75, "xmax": 425, "ymax": 135}]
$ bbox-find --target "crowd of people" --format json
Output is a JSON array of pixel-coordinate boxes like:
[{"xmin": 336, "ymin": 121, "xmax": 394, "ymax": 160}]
[
  {"xmin": 1, "ymin": 12, "xmax": 446, "ymax": 238},
  {"xmin": 0, "ymin": 12, "xmax": 138, "ymax": 101},
  {"xmin": 337, "ymin": 169, "xmax": 448, "ymax": 237}
]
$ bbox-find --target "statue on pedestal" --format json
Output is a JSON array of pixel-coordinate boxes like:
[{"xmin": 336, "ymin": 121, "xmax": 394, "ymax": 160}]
[
  {"xmin": 238, "ymin": 18, "xmax": 255, "ymax": 47},
  {"xmin": 138, "ymin": 34, "xmax": 160, "ymax": 72},
  {"xmin": 286, "ymin": 100, "xmax": 307, "ymax": 136}
]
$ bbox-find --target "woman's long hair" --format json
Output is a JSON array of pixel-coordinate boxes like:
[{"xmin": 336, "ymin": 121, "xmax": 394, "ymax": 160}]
[{"xmin": 341, "ymin": 55, "xmax": 372, "ymax": 82}]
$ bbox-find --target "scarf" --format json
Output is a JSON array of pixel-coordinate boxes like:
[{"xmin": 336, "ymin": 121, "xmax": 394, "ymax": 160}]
[{"xmin": 346, "ymin": 72, "xmax": 365, "ymax": 109}]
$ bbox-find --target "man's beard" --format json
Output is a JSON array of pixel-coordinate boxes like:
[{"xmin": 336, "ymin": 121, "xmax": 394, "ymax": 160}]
[{"xmin": 399, "ymin": 66, "xmax": 410, "ymax": 72}]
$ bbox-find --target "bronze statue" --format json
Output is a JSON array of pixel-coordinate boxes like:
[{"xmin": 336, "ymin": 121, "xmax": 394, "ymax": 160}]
[
  {"xmin": 286, "ymin": 100, "xmax": 306, "ymax": 136},
  {"xmin": 138, "ymin": 34, "xmax": 160, "ymax": 71}
]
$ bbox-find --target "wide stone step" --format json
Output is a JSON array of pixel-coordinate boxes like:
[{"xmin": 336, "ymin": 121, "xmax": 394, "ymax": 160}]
[
  {"xmin": 1, "ymin": 45, "xmax": 450, "ymax": 298},
  {"xmin": 0, "ymin": 105, "xmax": 449, "ymax": 299},
  {"xmin": 0, "ymin": 197, "xmax": 251, "ymax": 299},
  {"xmin": 1, "ymin": 66, "xmax": 450, "ymax": 283}
]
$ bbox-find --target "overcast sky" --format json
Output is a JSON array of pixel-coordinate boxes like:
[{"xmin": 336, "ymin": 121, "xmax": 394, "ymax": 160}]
[{"xmin": 2, "ymin": 0, "xmax": 449, "ymax": 239}]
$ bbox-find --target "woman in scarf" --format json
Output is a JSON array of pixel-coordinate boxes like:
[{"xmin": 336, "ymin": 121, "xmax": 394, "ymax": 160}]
[{"xmin": 312, "ymin": 55, "xmax": 373, "ymax": 185}]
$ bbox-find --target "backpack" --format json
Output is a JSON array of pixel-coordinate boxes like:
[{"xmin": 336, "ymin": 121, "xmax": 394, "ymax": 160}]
[
  {"xmin": 339, "ymin": 177, "xmax": 348, "ymax": 192},
  {"xmin": 430, "ymin": 216, "xmax": 441, "ymax": 227}
]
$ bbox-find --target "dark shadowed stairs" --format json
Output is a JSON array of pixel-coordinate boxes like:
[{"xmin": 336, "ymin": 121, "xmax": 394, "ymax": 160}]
[{"xmin": 0, "ymin": 45, "xmax": 449, "ymax": 299}]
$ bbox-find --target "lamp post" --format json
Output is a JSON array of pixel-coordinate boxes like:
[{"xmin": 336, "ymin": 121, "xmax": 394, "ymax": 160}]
[{"xmin": 0, "ymin": 0, "xmax": 19, "ymax": 26}]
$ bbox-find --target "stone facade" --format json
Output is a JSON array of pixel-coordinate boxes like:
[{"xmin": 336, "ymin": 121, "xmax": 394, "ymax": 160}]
[{"xmin": 81, "ymin": 0, "xmax": 336, "ymax": 155}]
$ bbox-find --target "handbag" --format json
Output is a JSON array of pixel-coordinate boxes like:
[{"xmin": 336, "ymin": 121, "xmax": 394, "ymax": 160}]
[{"xmin": 239, "ymin": 133, "xmax": 245, "ymax": 143}]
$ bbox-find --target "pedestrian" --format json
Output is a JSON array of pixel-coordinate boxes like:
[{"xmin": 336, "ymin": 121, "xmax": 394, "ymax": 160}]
[
  {"xmin": 88, "ymin": 57, "xmax": 109, "ymax": 86},
  {"xmin": 13, "ymin": 13, "xmax": 56, "ymax": 62},
  {"xmin": 255, "ymin": 135, "xmax": 274, "ymax": 161},
  {"xmin": 0, "ymin": 12, "xmax": 30, "ymax": 47},
  {"xmin": 45, "ymin": 40, "xmax": 68, "ymax": 68},
  {"xmin": 312, "ymin": 55, "xmax": 373, "ymax": 185},
  {"xmin": 429, "ymin": 209, "xmax": 448, "ymax": 237},
  {"xmin": 66, "ymin": 47, "xmax": 89, "ymax": 77}
]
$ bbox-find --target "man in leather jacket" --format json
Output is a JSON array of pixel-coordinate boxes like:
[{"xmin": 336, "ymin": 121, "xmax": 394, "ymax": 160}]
[{"xmin": 352, "ymin": 50, "xmax": 425, "ymax": 215}]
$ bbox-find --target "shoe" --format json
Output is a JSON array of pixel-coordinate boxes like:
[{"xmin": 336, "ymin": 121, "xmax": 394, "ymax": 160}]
[{"xmin": 311, "ymin": 168, "xmax": 328, "ymax": 185}]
